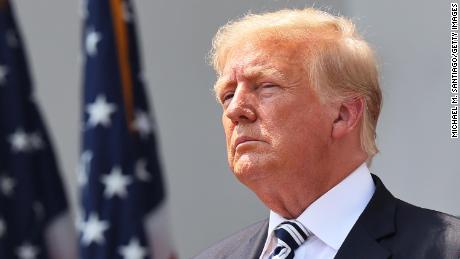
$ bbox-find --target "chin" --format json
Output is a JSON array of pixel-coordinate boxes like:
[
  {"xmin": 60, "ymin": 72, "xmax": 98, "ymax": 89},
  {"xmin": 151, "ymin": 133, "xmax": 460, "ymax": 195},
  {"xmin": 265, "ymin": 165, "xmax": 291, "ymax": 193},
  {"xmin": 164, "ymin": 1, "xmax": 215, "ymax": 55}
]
[{"xmin": 231, "ymin": 154, "xmax": 273, "ymax": 184}]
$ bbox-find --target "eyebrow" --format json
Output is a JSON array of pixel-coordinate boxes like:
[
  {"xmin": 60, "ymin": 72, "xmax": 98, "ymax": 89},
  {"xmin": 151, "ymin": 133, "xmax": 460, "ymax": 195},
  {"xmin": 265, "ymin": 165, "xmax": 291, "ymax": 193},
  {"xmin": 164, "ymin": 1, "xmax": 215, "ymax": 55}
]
[{"xmin": 214, "ymin": 65, "xmax": 287, "ymax": 94}]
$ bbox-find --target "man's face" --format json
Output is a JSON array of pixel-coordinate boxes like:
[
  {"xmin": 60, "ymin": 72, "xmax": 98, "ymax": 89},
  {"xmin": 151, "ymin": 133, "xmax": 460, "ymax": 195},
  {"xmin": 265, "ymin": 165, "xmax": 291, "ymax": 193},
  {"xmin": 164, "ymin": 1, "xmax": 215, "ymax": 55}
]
[{"xmin": 215, "ymin": 41, "xmax": 335, "ymax": 187}]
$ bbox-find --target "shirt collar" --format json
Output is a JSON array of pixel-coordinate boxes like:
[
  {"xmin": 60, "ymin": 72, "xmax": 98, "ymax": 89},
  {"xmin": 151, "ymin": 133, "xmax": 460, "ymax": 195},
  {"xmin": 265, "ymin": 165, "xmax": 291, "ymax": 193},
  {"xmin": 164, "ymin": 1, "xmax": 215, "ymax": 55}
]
[{"xmin": 266, "ymin": 163, "xmax": 375, "ymax": 250}]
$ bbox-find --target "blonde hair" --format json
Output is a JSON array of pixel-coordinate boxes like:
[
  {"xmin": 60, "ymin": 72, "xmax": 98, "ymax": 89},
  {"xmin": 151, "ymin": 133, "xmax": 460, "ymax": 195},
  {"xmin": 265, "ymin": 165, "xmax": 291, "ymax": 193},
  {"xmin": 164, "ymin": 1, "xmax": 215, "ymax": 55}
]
[{"xmin": 210, "ymin": 8, "xmax": 382, "ymax": 159}]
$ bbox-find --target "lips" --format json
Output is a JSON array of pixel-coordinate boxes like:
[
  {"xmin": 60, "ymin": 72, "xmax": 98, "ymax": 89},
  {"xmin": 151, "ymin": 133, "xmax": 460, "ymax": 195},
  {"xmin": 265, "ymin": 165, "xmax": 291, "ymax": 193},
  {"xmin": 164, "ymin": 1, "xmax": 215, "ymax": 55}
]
[{"xmin": 234, "ymin": 136, "xmax": 259, "ymax": 148}]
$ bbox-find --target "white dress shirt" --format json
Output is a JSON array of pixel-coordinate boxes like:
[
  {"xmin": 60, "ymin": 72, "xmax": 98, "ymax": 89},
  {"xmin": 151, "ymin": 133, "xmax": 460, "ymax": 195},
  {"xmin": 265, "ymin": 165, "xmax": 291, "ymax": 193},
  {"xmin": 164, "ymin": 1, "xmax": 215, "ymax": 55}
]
[{"xmin": 259, "ymin": 163, "xmax": 375, "ymax": 259}]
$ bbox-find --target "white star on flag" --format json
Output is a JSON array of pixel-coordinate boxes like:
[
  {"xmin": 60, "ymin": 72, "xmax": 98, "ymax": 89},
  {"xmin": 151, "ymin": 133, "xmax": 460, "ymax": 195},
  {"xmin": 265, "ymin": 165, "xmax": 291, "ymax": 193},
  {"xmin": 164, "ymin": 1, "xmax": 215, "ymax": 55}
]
[
  {"xmin": 6, "ymin": 30, "xmax": 18, "ymax": 48},
  {"xmin": 16, "ymin": 243, "xmax": 40, "ymax": 259},
  {"xmin": 85, "ymin": 27, "xmax": 102, "ymax": 57},
  {"xmin": 8, "ymin": 128, "xmax": 30, "ymax": 152},
  {"xmin": 86, "ymin": 95, "xmax": 117, "ymax": 128},
  {"xmin": 135, "ymin": 158, "xmax": 151, "ymax": 182},
  {"xmin": 0, "ymin": 175, "xmax": 16, "ymax": 197},
  {"xmin": 0, "ymin": 218, "xmax": 6, "ymax": 238},
  {"xmin": 81, "ymin": 213, "xmax": 110, "ymax": 246},
  {"xmin": 77, "ymin": 150, "xmax": 93, "ymax": 186},
  {"xmin": 101, "ymin": 166, "xmax": 133, "ymax": 199},
  {"xmin": 132, "ymin": 110, "xmax": 152, "ymax": 139},
  {"xmin": 0, "ymin": 65, "xmax": 8, "ymax": 86},
  {"xmin": 118, "ymin": 238, "xmax": 148, "ymax": 259}
]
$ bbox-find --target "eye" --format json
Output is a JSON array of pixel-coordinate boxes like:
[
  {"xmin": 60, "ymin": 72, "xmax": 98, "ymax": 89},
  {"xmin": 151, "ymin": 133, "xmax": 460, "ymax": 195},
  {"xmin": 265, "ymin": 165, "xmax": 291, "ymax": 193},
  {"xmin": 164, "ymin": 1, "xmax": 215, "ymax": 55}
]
[
  {"xmin": 221, "ymin": 92, "xmax": 234, "ymax": 104},
  {"xmin": 255, "ymin": 83, "xmax": 278, "ymax": 90},
  {"xmin": 258, "ymin": 83, "xmax": 279, "ymax": 96}
]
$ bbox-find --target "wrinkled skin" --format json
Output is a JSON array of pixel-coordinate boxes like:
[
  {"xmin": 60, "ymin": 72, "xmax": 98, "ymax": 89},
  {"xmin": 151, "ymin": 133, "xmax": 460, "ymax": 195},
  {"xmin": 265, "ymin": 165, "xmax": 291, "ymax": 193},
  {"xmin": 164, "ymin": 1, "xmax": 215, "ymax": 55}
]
[{"xmin": 215, "ymin": 39, "xmax": 367, "ymax": 218}]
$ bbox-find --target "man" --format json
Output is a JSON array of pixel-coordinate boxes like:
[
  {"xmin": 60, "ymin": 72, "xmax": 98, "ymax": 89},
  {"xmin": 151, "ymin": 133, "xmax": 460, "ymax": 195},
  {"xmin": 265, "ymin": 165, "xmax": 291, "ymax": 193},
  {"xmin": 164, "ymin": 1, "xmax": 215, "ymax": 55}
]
[{"xmin": 195, "ymin": 8, "xmax": 460, "ymax": 259}]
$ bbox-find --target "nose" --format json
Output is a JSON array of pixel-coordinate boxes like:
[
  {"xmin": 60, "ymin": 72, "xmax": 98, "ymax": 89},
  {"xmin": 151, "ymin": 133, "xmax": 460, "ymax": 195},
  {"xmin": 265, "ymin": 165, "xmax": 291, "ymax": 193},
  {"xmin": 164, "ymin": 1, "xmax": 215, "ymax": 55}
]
[{"xmin": 224, "ymin": 86, "xmax": 256, "ymax": 125}]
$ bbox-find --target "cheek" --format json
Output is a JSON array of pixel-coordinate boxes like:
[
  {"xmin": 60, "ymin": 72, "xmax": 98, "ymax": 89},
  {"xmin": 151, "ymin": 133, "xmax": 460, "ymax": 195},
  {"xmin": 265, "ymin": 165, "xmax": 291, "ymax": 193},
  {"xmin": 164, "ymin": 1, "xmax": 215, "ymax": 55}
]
[
  {"xmin": 222, "ymin": 117, "xmax": 235, "ymax": 162},
  {"xmin": 270, "ymin": 104, "xmax": 329, "ymax": 152},
  {"xmin": 294, "ymin": 111, "xmax": 332, "ymax": 155},
  {"xmin": 222, "ymin": 117, "xmax": 233, "ymax": 144},
  {"xmin": 262, "ymin": 100, "xmax": 307, "ymax": 136}
]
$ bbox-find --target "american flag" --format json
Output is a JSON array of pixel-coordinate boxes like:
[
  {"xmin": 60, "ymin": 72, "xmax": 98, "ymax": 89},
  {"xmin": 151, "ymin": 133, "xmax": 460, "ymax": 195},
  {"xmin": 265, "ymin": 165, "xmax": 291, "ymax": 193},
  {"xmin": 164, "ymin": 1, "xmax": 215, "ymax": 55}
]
[
  {"xmin": 79, "ymin": 0, "xmax": 174, "ymax": 259},
  {"xmin": 0, "ymin": 1, "xmax": 76, "ymax": 259}
]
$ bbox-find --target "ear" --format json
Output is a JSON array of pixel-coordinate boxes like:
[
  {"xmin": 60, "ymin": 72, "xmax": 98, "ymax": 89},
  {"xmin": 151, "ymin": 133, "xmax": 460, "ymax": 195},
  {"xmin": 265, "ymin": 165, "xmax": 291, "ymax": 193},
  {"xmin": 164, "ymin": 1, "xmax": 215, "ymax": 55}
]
[{"xmin": 332, "ymin": 97, "xmax": 365, "ymax": 139}]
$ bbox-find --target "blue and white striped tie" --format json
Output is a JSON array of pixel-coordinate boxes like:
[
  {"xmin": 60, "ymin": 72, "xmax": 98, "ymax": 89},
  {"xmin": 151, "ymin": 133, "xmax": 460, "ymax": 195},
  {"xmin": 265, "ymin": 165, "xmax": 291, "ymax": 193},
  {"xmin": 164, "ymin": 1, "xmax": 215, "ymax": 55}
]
[{"xmin": 269, "ymin": 220, "xmax": 310, "ymax": 259}]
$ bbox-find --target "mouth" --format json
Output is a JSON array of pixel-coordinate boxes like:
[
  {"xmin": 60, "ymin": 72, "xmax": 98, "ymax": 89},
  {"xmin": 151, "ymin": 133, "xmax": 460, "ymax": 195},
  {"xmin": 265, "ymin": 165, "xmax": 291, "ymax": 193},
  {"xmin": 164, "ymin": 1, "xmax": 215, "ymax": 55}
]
[{"xmin": 234, "ymin": 136, "xmax": 260, "ymax": 149}]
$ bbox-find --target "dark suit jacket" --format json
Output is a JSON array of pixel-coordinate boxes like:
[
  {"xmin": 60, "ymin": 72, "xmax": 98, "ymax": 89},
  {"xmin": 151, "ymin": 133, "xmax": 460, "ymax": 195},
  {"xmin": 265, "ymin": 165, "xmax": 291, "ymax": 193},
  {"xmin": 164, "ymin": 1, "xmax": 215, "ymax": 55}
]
[{"xmin": 194, "ymin": 175, "xmax": 460, "ymax": 259}]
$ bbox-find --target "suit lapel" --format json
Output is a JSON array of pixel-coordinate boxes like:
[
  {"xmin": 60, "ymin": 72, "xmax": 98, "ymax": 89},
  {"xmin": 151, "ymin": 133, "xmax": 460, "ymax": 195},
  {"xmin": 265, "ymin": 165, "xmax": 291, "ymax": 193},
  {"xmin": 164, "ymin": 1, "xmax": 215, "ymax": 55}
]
[
  {"xmin": 247, "ymin": 220, "xmax": 269, "ymax": 259},
  {"xmin": 334, "ymin": 175, "xmax": 396, "ymax": 259},
  {"xmin": 226, "ymin": 219, "xmax": 268, "ymax": 259},
  {"xmin": 230, "ymin": 175, "xmax": 397, "ymax": 259},
  {"xmin": 334, "ymin": 225, "xmax": 391, "ymax": 259}
]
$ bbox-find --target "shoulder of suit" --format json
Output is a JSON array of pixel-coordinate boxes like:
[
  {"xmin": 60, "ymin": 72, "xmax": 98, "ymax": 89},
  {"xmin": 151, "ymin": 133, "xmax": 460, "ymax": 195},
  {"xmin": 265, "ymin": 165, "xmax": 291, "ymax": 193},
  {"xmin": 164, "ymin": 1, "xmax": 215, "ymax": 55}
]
[
  {"xmin": 395, "ymin": 198, "xmax": 460, "ymax": 229},
  {"xmin": 371, "ymin": 174, "xmax": 460, "ymax": 242},
  {"xmin": 393, "ymin": 198, "xmax": 460, "ymax": 247},
  {"xmin": 192, "ymin": 219, "xmax": 268, "ymax": 259}
]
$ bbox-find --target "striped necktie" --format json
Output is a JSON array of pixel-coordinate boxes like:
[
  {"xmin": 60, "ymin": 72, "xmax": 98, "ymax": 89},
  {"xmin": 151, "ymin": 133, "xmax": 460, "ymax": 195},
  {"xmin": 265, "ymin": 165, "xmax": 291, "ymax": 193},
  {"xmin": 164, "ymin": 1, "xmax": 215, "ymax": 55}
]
[{"xmin": 269, "ymin": 220, "xmax": 310, "ymax": 259}]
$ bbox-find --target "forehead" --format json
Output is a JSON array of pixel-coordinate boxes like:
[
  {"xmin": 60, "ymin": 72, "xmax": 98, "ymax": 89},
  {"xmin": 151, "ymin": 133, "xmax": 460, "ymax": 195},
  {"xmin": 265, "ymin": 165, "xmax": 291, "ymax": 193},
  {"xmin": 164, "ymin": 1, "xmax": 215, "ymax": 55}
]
[
  {"xmin": 225, "ymin": 39, "xmax": 301, "ymax": 70},
  {"xmin": 215, "ymin": 41, "xmax": 305, "ymax": 92}
]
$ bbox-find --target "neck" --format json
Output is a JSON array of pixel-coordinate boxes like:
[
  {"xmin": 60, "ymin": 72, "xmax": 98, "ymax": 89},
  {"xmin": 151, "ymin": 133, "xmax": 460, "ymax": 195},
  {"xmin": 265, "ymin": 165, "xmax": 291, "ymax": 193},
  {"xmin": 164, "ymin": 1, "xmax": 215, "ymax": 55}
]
[{"xmin": 251, "ymin": 157, "xmax": 367, "ymax": 219}]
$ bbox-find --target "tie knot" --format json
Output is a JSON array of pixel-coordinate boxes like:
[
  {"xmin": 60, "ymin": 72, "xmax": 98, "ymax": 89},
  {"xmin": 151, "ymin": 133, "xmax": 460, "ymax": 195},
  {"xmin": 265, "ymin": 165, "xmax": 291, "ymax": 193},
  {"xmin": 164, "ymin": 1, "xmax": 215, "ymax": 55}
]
[{"xmin": 270, "ymin": 220, "xmax": 310, "ymax": 259}]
